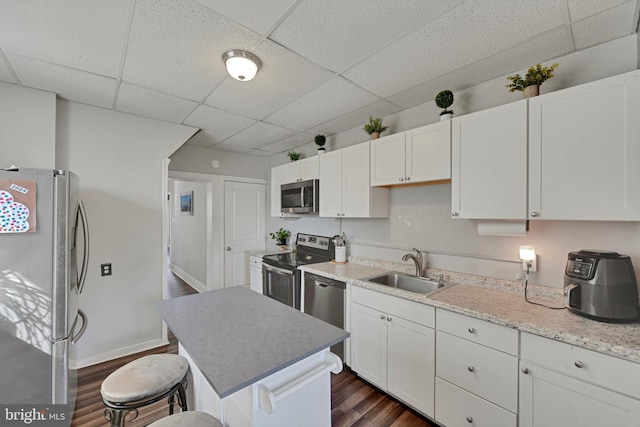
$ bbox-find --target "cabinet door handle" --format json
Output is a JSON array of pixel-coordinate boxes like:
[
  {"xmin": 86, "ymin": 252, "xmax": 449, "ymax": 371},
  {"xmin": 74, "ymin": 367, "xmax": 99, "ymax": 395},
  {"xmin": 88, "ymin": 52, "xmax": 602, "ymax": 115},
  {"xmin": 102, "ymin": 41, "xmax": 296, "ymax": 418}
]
[
  {"xmin": 522, "ymin": 367, "xmax": 530, "ymax": 374},
  {"xmin": 530, "ymin": 212, "xmax": 539, "ymax": 217},
  {"xmin": 387, "ymin": 316, "xmax": 392, "ymax": 322},
  {"xmin": 467, "ymin": 366, "xmax": 475, "ymax": 372},
  {"xmin": 468, "ymin": 327, "xmax": 475, "ymax": 334},
  {"xmin": 399, "ymin": 177, "xmax": 404, "ymax": 182},
  {"xmin": 466, "ymin": 416, "xmax": 473, "ymax": 423},
  {"xmin": 574, "ymin": 360, "xmax": 584, "ymax": 368},
  {"xmin": 406, "ymin": 177, "xmax": 411, "ymax": 181},
  {"xmin": 452, "ymin": 212, "xmax": 459, "ymax": 217},
  {"xmin": 226, "ymin": 246, "xmax": 231, "ymax": 251},
  {"xmin": 380, "ymin": 314, "xmax": 386, "ymax": 320}
]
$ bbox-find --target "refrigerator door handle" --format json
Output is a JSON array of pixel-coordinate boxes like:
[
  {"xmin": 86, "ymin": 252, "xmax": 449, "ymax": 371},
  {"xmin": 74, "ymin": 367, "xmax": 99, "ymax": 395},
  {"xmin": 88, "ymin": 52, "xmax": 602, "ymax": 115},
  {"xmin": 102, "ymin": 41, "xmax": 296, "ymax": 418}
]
[
  {"xmin": 70, "ymin": 309, "xmax": 88, "ymax": 346},
  {"xmin": 76, "ymin": 200, "xmax": 90, "ymax": 294}
]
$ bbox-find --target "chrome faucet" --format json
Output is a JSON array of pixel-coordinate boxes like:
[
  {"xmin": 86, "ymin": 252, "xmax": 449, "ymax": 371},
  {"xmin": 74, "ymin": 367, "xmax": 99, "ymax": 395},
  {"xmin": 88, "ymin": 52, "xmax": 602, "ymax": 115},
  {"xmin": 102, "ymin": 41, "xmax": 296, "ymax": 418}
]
[{"xmin": 402, "ymin": 248, "xmax": 423, "ymax": 277}]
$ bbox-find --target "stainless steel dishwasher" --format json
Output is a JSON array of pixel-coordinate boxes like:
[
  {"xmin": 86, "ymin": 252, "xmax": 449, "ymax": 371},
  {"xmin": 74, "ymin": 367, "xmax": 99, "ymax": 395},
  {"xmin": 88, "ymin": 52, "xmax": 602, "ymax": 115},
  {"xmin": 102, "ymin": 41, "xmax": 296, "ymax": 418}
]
[{"xmin": 304, "ymin": 272, "xmax": 346, "ymax": 361}]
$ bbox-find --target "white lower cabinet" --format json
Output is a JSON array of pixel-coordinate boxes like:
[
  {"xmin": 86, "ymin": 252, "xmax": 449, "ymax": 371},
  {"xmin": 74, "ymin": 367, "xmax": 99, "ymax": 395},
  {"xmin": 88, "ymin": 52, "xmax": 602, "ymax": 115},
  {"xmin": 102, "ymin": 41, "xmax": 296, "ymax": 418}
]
[
  {"xmin": 249, "ymin": 255, "xmax": 262, "ymax": 293},
  {"xmin": 350, "ymin": 286, "xmax": 435, "ymax": 417},
  {"xmin": 435, "ymin": 309, "xmax": 519, "ymax": 427},
  {"xmin": 519, "ymin": 332, "xmax": 640, "ymax": 427}
]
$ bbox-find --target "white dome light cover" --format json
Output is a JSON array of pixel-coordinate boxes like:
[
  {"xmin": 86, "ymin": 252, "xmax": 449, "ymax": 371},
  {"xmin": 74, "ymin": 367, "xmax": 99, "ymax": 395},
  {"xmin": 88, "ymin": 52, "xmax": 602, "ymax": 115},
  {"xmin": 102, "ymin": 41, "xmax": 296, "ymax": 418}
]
[{"xmin": 222, "ymin": 50, "xmax": 261, "ymax": 81}]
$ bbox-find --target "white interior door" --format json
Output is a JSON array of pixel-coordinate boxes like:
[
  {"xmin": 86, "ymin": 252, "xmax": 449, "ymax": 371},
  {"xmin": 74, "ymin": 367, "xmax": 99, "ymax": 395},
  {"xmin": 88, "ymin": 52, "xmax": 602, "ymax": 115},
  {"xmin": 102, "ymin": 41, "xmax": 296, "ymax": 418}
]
[{"xmin": 224, "ymin": 181, "xmax": 265, "ymax": 288}]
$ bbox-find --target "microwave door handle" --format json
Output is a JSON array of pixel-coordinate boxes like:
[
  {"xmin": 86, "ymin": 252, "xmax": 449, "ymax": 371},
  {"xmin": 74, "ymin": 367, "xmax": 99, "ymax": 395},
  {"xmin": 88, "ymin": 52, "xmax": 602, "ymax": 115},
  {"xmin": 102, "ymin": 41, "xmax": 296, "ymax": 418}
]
[{"xmin": 262, "ymin": 262, "xmax": 294, "ymax": 276}]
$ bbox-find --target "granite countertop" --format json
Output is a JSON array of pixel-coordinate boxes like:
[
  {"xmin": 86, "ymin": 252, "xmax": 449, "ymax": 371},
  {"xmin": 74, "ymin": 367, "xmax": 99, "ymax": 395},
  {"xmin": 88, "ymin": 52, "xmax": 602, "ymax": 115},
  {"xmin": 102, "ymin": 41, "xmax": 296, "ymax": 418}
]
[
  {"xmin": 299, "ymin": 262, "xmax": 640, "ymax": 363},
  {"xmin": 157, "ymin": 286, "xmax": 349, "ymax": 398}
]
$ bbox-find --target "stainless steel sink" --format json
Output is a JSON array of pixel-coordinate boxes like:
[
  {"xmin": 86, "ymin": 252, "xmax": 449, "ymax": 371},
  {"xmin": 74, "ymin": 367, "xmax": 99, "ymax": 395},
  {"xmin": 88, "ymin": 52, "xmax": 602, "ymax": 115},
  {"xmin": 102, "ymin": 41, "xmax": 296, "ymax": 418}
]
[{"xmin": 364, "ymin": 272, "xmax": 449, "ymax": 295}]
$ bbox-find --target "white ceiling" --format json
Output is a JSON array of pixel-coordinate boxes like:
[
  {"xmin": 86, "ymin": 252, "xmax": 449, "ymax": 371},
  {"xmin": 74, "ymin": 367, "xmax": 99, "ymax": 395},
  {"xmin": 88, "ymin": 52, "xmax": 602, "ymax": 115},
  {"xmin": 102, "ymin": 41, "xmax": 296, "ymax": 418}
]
[{"xmin": 1, "ymin": 0, "xmax": 639, "ymax": 157}]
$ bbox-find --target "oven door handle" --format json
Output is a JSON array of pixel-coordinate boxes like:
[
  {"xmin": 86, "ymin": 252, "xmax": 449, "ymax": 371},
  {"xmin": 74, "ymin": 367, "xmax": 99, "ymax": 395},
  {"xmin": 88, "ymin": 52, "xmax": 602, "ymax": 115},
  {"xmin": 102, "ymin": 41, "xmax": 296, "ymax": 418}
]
[{"xmin": 262, "ymin": 262, "xmax": 294, "ymax": 276}]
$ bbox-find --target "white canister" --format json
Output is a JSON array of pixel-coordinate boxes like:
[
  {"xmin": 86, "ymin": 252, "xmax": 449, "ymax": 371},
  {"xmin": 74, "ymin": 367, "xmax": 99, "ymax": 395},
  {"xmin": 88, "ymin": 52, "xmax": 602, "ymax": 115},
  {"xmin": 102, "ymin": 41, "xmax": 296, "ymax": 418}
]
[{"xmin": 335, "ymin": 246, "xmax": 347, "ymax": 263}]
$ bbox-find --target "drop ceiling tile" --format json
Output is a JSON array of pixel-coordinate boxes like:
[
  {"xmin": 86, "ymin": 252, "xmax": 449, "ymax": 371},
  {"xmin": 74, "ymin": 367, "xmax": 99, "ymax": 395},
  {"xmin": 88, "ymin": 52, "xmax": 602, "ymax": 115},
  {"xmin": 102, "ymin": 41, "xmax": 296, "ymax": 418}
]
[
  {"xmin": 193, "ymin": 0, "xmax": 297, "ymax": 35},
  {"xmin": 123, "ymin": 0, "xmax": 263, "ymax": 101},
  {"xmin": 205, "ymin": 40, "xmax": 332, "ymax": 120},
  {"xmin": 572, "ymin": 1, "xmax": 638, "ymax": 49},
  {"xmin": 184, "ymin": 104, "xmax": 255, "ymax": 142},
  {"xmin": 388, "ymin": 28, "xmax": 575, "ymax": 109},
  {"xmin": 307, "ymin": 99, "xmax": 403, "ymax": 136},
  {"xmin": 265, "ymin": 77, "xmax": 378, "ymax": 131},
  {"xmin": 6, "ymin": 53, "xmax": 117, "ymax": 108},
  {"xmin": 0, "ymin": 1, "xmax": 129, "ymax": 77},
  {"xmin": 212, "ymin": 142, "xmax": 254, "ymax": 154},
  {"xmin": 116, "ymin": 83, "xmax": 198, "ymax": 123},
  {"xmin": 568, "ymin": 0, "xmax": 631, "ymax": 22},
  {"xmin": 223, "ymin": 121, "xmax": 298, "ymax": 149},
  {"xmin": 270, "ymin": 0, "xmax": 462, "ymax": 72},
  {"xmin": 344, "ymin": 1, "xmax": 566, "ymax": 98},
  {"xmin": 0, "ymin": 53, "xmax": 18, "ymax": 83},
  {"xmin": 247, "ymin": 149, "xmax": 275, "ymax": 157},
  {"xmin": 260, "ymin": 133, "xmax": 314, "ymax": 153}
]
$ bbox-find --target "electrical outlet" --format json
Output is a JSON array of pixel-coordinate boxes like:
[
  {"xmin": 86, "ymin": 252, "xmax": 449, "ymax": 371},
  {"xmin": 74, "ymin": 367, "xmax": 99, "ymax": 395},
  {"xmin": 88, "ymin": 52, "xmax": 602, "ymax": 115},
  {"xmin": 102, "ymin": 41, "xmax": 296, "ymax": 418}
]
[
  {"xmin": 101, "ymin": 263, "xmax": 112, "ymax": 276},
  {"xmin": 522, "ymin": 256, "xmax": 537, "ymax": 272}
]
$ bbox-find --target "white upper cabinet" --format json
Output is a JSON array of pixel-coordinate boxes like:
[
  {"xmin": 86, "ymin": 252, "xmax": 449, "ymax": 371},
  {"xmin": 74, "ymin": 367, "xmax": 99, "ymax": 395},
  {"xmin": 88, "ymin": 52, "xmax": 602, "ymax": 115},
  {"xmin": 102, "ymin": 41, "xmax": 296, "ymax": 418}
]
[
  {"xmin": 284, "ymin": 156, "xmax": 319, "ymax": 183},
  {"xmin": 451, "ymin": 100, "xmax": 528, "ymax": 220},
  {"xmin": 319, "ymin": 141, "xmax": 388, "ymax": 218},
  {"xmin": 528, "ymin": 70, "xmax": 640, "ymax": 221},
  {"xmin": 370, "ymin": 122, "xmax": 451, "ymax": 186}
]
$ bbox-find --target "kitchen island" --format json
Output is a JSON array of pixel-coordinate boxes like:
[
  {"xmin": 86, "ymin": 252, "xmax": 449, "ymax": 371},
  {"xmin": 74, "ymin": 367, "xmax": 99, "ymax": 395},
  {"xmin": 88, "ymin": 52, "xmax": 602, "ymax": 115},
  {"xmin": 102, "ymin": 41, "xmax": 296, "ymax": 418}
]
[{"xmin": 157, "ymin": 286, "xmax": 349, "ymax": 426}]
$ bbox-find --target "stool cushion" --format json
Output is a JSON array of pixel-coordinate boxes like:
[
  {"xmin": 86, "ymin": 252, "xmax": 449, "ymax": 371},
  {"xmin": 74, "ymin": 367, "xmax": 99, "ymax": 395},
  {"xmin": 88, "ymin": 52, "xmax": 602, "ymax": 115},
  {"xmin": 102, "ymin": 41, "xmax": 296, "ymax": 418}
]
[
  {"xmin": 147, "ymin": 411, "xmax": 222, "ymax": 427},
  {"xmin": 101, "ymin": 354, "xmax": 189, "ymax": 403}
]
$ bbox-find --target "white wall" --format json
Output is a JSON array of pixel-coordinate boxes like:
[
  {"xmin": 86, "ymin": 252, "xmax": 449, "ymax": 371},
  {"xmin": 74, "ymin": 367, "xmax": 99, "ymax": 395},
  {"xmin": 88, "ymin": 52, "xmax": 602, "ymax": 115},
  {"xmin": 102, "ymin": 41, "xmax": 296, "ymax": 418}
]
[
  {"xmin": 0, "ymin": 82, "xmax": 56, "ymax": 169},
  {"xmin": 169, "ymin": 179, "xmax": 208, "ymax": 292},
  {"xmin": 55, "ymin": 100, "xmax": 197, "ymax": 367},
  {"xmin": 170, "ymin": 143, "xmax": 267, "ymax": 180},
  {"xmin": 268, "ymin": 35, "xmax": 640, "ymax": 289}
]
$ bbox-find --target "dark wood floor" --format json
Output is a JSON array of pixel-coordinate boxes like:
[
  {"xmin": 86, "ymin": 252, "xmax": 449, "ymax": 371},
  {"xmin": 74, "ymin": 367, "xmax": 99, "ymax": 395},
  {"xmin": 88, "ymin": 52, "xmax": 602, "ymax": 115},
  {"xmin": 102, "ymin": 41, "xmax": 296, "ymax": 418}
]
[{"xmin": 71, "ymin": 270, "xmax": 436, "ymax": 426}]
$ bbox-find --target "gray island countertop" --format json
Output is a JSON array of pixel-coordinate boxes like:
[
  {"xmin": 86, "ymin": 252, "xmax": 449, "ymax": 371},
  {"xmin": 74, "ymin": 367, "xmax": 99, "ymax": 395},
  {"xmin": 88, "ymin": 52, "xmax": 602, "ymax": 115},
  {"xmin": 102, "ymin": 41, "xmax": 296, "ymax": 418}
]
[{"xmin": 157, "ymin": 286, "xmax": 349, "ymax": 398}]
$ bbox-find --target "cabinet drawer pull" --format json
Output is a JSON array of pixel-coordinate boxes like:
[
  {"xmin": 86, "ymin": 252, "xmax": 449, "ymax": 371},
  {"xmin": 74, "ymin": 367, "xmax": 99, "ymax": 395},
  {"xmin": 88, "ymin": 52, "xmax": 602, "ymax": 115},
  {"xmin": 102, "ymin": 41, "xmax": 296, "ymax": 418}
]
[
  {"xmin": 466, "ymin": 416, "xmax": 473, "ymax": 423},
  {"xmin": 574, "ymin": 360, "xmax": 584, "ymax": 369},
  {"xmin": 468, "ymin": 327, "xmax": 475, "ymax": 334},
  {"xmin": 530, "ymin": 212, "xmax": 539, "ymax": 217},
  {"xmin": 522, "ymin": 367, "xmax": 529, "ymax": 374},
  {"xmin": 452, "ymin": 212, "xmax": 459, "ymax": 217},
  {"xmin": 467, "ymin": 366, "xmax": 475, "ymax": 372}
]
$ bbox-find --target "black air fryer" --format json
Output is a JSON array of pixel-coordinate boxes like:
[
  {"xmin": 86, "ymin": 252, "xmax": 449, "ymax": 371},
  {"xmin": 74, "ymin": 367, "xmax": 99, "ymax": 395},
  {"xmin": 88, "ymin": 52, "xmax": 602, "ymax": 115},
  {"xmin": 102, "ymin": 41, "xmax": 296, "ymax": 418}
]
[{"xmin": 564, "ymin": 250, "xmax": 639, "ymax": 322}]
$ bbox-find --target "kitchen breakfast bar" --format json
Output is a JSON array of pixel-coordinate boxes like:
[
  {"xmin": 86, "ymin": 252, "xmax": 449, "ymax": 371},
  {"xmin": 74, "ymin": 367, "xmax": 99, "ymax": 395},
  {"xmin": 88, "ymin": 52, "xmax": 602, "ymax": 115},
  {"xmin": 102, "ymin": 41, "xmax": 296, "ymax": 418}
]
[{"xmin": 157, "ymin": 286, "xmax": 349, "ymax": 426}]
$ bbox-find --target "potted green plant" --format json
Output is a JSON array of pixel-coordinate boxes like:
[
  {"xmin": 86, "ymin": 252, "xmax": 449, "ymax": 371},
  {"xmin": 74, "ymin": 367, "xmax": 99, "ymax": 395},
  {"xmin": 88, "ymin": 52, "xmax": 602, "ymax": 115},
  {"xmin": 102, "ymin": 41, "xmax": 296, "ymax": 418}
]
[
  {"xmin": 506, "ymin": 63, "xmax": 559, "ymax": 98},
  {"xmin": 269, "ymin": 228, "xmax": 290, "ymax": 246},
  {"xmin": 435, "ymin": 89, "xmax": 454, "ymax": 120},
  {"xmin": 363, "ymin": 117, "xmax": 388, "ymax": 139},
  {"xmin": 314, "ymin": 134, "xmax": 326, "ymax": 153},
  {"xmin": 287, "ymin": 151, "xmax": 301, "ymax": 162}
]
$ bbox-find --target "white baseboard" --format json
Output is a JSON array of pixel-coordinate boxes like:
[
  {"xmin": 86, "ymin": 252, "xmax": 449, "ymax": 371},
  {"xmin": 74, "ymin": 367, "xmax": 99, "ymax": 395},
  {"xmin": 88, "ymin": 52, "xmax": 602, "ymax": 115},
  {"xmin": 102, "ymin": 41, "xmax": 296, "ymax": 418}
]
[
  {"xmin": 170, "ymin": 264, "xmax": 205, "ymax": 293},
  {"xmin": 70, "ymin": 337, "xmax": 169, "ymax": 369}
]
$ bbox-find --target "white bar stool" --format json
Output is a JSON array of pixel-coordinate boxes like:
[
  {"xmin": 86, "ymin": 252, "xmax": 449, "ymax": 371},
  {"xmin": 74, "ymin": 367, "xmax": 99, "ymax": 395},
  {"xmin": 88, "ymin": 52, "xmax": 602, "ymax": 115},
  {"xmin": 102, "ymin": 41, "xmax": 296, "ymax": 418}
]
[
  {"xmin": 101, "ymin": 354, "xmax": 189, "ymax": 427},
  {"xmin": 147, "ymin": 411, "xmax": 223, "ymax": 427}
]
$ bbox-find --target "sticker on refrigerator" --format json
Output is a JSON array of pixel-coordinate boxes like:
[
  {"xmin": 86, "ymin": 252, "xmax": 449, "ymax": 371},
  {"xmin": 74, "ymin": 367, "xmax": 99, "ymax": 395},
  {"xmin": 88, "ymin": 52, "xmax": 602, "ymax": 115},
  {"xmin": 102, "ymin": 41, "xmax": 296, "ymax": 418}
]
[{"xmin": 0, "ymin": 179, "xmax": 36, "ymax": 233}]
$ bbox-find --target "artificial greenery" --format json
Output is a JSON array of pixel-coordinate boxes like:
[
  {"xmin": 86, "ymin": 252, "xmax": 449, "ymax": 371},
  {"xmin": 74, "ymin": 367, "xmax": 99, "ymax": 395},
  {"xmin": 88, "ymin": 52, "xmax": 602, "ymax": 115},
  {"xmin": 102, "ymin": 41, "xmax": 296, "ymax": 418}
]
[
  {"xmin": 314, "ymin": 134, "xmax": 326, "ymax": 147},
  {"xmin": 270, "ymin": 227, "xmax": 291, "ymax": 241},
  {"xmin": 506, "ymin": 63, "xmax": 559, "ymax": 92},
  {"xmin": 435, "ymin": 90, "xmax": 454, "ymax": 115},
  {"xmin": 363, "ymin": 117, "xmax": 388, "ymax": 135},
  {"xmin": 287, "ymin": 151, "xmax": 301, "ymax": 161}
]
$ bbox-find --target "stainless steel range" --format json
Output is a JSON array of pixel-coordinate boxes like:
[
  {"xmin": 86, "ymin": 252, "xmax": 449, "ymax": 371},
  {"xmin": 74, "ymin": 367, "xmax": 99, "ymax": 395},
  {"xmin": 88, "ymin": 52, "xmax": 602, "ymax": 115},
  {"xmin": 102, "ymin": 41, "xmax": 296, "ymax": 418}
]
[{"xmin": 262, "ymin": 233, "xmax": 334, "ymax": 309}]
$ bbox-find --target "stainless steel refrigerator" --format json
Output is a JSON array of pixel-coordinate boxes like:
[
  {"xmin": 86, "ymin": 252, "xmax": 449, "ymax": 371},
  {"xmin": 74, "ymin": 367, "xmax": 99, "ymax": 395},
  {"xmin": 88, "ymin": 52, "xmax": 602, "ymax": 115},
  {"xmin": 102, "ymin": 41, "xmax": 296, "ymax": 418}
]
[{"xmin": 0, "ymin": 167, "xmax": 89, "ymax": 410}]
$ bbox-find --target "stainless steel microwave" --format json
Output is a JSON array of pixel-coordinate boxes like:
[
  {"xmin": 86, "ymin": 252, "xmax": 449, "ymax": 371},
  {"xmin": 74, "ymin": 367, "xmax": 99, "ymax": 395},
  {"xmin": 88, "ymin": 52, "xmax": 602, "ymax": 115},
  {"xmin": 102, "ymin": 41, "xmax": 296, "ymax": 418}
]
[{"xmin": 281, "ymin": 179, "xmax": 319, "ymax": 214}]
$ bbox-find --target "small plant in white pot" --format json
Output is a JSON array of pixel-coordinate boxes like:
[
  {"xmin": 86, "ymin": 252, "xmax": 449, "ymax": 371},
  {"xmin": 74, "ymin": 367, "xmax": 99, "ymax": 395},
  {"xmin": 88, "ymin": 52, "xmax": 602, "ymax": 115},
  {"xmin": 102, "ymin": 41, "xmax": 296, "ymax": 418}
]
[
  {"xmin": 315, "ymin": 134, "xmax": 326, "ymax": 153},
  {"xmin": 363, "ymin": 117, "xmax": 388, "ymax": 139},
  {"xmin": 435, "ymin": 90, "xmax": 454, "ymax": 120},
  {"xmin": 287, "ymin": 151, "xmax": 301, "ymax": 162}
]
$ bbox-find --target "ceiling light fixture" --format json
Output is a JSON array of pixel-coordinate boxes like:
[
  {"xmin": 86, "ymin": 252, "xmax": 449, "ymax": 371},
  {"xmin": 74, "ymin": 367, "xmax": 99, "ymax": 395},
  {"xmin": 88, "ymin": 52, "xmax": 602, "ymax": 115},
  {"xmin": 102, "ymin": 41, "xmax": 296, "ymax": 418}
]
[{"xmin": 222, "ymin": 50, "xmax": 261, "ymax": 81}]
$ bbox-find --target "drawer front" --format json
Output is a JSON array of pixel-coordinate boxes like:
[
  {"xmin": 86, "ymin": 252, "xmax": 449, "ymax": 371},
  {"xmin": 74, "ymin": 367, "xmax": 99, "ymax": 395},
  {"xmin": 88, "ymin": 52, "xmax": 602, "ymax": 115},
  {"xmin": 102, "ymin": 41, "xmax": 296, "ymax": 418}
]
[
  {"xmin": 435, "ymin": 378, "xmax": 517, "ymax": 427},
  {"xmin": 437, "ymin": 331, "xmax": 518, "ymax": 412},
  {"xmin": 521, "ymin": 332, "xmax": 640, "ymax": 399},
  {"xmin": 351, "ymin": 286, "xmax": 435, "ymax": 328},
  {"xmin": 250, "ymin": 255, "xmax": 263, "ymax": 268},
  {"xmin": 436, "ymin": 309, "xmax": 518, "ymax": 355}
]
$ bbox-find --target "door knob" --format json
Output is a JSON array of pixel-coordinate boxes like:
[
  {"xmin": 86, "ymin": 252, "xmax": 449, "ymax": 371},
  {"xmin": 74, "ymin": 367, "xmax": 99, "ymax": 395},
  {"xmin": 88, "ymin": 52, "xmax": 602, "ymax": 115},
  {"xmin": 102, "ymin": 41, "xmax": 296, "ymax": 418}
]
[{"xmin": 226, "ymin": 247, "xmax": 231, "ymax": 251}]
